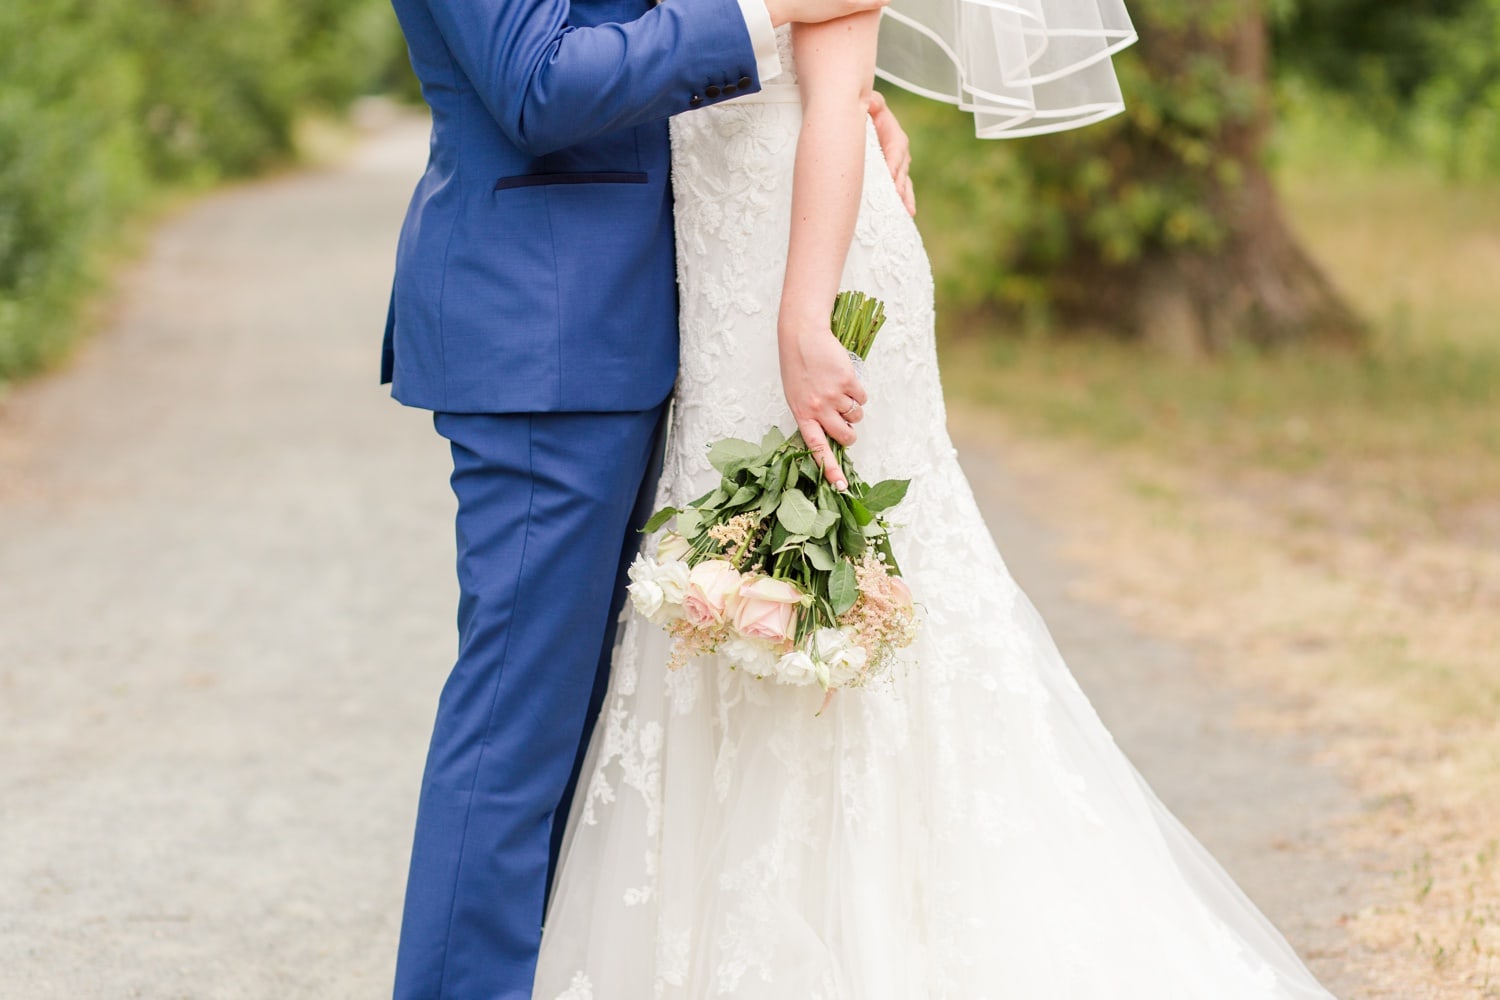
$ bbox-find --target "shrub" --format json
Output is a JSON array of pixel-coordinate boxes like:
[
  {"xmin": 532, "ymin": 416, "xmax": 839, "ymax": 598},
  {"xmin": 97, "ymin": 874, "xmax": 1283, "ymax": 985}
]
[
  {"xmin": 0, "ymin": 0, "xmax": 406, "ymax": 383},
  {"xmin": 1275, "ymin": 0, "xmax": 1500, "ymax": 178}
]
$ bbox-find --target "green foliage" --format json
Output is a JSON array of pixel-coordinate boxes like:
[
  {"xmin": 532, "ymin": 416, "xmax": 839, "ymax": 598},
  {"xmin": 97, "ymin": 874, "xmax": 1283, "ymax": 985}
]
[
  {"xmin": 647, "ymin": 426, "xmax": 909, "ymax": 645},
  {"xmin": 938, "ymin": 123, "xmax": 1500, "ymax": 494},
  {"xmin": 1276, "ymin": 0, "xmax": 1500, "ymax": 177},
  {"xmin": 1411, "ymin": 0, "xmax": 1500, "ymax": 175},
  {"xmin": 1, "ymin": 2, "xmax": 143, "ymax": 376},
  {"xmin": 888, "ymin": 0, "xmax": 1267, "ymax": 324},
  {"xmin": 0, "ymin": 0, "xmax": 407, "ymax": 382},
  {"xmin": 896, "ymin": 0, "xmax": 1500, "ymax": 328},
  {"xmin": 1274, "ymin": 0, "xmax": 1470, "ymax": 103}
]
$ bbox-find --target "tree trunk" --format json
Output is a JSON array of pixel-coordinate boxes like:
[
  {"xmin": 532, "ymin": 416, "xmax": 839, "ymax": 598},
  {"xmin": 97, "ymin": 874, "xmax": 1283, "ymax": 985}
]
[{"xmin": 1066, "ymin": 6, "xmax": 1365, "ymax": 353}]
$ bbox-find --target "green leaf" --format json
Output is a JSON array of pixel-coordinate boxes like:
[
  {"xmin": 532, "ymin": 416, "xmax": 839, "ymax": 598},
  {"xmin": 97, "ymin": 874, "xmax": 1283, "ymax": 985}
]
[
  {"xmin": 708, "ymin": 437, "xmax": 764, "ymax": 474},
  {"xmin": 676, "ymin": 508, "xmax": 703, "ymax": 539},
  {"xmin": 642, "ymin": 506, "xmax": 678, "ymax": 534},
  {"xmin": 760, "ymin": 458, "xmax": 788, "ymax": 514},
  {"xmin": 810, "ymin": 507, "xmax": 839, "ymax": 538},
  {"xmin": 829, "ymin": 559, "xmax": 860, "ymax": 617},
  {"xmin": 861, "ymin": 479, "xmax": 910, "ymax": 514},
  {"xmin": 839, "ymin": 518, "xmax": 867, "ymax": 558},
  {"xmin": 772, "ymin": 534, "xmax": 810, "ymax": 554},
  {"xmin": 837, "ymin": 500, "xmax": 866, "ymax": 555},
  {"xmin": 776, "ymin": 489, "xmax": 819, "ymax": 536},
  {"xmin": 804, "ymin": 542, "xmax": 835, "ymax": 571},
  {"xmin": 846, "ymin": 497, "xmax": 874, "ymax": 526},
  {"xmin": 727, "ymin": 484, "xmax": 759, "ymax": 507},
  {"xmin": 760, "ymin": 426, "xmax": 787, "ymax": 452}
]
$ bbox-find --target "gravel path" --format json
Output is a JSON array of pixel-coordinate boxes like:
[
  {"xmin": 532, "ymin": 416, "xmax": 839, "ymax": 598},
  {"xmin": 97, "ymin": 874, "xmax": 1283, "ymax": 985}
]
[{"xmin": 0, "ymin": 118, "xmax": 1369, "ymax": 998}]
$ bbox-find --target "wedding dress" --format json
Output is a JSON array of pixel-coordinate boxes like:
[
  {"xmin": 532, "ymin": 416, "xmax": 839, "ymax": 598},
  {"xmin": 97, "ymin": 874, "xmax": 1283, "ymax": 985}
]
[{"xmin": 533, "ymin": 28, "xmax": 1337, "ymax": 999}]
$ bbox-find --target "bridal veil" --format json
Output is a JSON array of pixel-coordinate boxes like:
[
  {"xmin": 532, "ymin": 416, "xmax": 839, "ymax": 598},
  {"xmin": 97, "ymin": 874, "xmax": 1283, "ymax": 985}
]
[{"xmin": 876, "ymin": 0, "xmax": 1139, "ymax": 136}]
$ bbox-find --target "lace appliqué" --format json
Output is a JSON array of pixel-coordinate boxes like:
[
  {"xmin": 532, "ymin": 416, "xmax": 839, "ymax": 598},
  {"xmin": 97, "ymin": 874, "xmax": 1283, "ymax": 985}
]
[{"xmin": 555, "ymin": 971, "xmax": 593, "ymax": 1000}]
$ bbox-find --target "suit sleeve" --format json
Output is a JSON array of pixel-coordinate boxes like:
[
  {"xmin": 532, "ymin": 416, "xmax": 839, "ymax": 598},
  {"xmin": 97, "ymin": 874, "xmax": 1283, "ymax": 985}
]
[{"xmin": 427, "ymin": 0, "xmax": 773, "ymax": 157}]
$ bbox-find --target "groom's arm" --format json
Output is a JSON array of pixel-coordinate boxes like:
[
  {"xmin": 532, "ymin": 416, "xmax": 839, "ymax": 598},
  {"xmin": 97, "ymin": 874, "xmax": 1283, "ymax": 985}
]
[{"xmin": 424, "ymin": 0, "xmax": 882, "ymax": 157}]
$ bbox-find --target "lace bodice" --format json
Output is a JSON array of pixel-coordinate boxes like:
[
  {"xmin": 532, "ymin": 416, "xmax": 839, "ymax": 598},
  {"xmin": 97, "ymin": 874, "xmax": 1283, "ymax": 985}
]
[{"xmin": 768, "ymin": 23, "xmax": 797, "ymax": 86}]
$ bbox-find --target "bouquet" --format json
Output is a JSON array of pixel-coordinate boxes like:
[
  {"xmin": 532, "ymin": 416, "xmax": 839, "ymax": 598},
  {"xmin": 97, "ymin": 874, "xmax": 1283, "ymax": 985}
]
[{"xmin": 627, "ymin": 292, "xmax": 918, "ymax": 702}]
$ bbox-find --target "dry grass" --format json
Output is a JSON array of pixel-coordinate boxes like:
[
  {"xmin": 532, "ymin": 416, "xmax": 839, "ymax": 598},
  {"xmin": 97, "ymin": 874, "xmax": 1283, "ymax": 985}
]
[{"xmin": 934, "ymin": 153, "xmax": 1500, "ymax": 996}]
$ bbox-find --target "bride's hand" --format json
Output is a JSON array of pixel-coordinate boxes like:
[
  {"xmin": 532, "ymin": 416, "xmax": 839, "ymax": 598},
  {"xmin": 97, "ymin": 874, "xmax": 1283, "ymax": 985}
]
[
  {"xmin": 778, "ymin": 318, "xmax": 868, "ymax": 492},
  {"xmin": 867, "ymin": 92, "xmax": 916, "ymax": 217}
]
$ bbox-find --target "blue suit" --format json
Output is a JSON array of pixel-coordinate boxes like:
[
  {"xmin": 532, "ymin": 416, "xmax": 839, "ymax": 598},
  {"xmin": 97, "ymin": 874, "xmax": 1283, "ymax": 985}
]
[
  {"xmin": 384, "ymin": 0, "xmax": 762, "ymax": 413},
  {"xmin": 382, "ymin": 0, "xmax": 766, "ymax": 996}
]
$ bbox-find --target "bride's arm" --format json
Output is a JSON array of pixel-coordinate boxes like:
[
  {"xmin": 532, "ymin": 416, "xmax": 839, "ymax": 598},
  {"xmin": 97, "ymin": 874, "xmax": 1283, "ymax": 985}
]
[{"xmin": 779, "ymin": 12, "xmax": 882, "ymax": 491}]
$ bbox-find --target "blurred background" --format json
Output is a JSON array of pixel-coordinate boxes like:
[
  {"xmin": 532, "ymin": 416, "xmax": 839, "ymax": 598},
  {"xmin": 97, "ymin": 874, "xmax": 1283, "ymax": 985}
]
[{"xmin": 0, "ymin": 0, "xmax": 1496, "ymax": 996}]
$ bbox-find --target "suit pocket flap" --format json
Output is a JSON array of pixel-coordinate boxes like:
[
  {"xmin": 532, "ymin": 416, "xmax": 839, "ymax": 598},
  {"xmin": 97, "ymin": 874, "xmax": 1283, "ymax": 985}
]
[{"xmin": 494, "ymin": 171, "xmax": 649, "ymax": 191}]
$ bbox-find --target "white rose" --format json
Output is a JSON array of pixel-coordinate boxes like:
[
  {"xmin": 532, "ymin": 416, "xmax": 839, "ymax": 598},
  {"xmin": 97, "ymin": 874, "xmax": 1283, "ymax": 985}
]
[
  {"xmin": 656, "ymin": 532, "xmax": 692, "ymax": 562},
  {"xmin": 627, "ymin": 553, "xmax": 675, "ymax": 624},
  {"xmin": 774, "ymin": 649, "xmax": 818, "ymax": 687},
  {"xmin": 809, "ymin": 627, "xmax": 850, "ymax": 659},
  {"xmin": 810, "ymin": 627, "xmax": 869, "ymax": 688},
  {"xmin": 721, "ymin": 636, "xmax": 778, "ymax": 678},
  {"xmin": 655, "ymin": 558, "xmax": 690, "ymax": 607},
  {"xmin": 628, "ymin": 577, "xmax": 666, "ymax": 622}
]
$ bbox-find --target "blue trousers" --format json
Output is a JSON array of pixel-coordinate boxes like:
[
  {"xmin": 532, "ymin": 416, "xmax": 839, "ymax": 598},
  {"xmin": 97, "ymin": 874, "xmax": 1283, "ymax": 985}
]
[{"xmin": 394, "ymin": 404, "xmax": 669, "ymax": 1000}]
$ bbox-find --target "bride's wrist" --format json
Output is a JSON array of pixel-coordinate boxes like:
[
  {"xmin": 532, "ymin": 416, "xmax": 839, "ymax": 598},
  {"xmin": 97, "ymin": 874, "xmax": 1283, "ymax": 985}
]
[{"xmin": 778, "ymin": 307, "xmax": 832, "ymax": 341}]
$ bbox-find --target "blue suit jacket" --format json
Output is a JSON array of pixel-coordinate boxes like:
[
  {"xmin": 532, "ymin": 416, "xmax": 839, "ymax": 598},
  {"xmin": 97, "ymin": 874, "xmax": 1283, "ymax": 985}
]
[{"xmin": 383, "ymin": 0, "xmax": 764, "ymax": 413}]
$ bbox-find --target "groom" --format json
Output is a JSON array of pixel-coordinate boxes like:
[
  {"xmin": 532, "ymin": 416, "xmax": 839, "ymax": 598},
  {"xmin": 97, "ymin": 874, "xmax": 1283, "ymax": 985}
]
[{"xmin": 383, "ymin": 0, "xmax": 910, "ymax": 995}]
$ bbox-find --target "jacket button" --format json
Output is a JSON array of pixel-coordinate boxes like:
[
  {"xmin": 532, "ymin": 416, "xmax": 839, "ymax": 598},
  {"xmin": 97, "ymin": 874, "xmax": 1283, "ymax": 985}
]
[
  {"xmin": 689, "ymin": 94, "xmax": 703, "ymax": 107},
  {"xmin": 705, "ymin": 84, "xmax": 722, "ymax": 98},
  {"xmin": 738, "ymin": 75, "xmax": 752, "ymax": 90},
  {"xmin": 721, "ymin": 83, "xmax": 737, "ymax": 96}
]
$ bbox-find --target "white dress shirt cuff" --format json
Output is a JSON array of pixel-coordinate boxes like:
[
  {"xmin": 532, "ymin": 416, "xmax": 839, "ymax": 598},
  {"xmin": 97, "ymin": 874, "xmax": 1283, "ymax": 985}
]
[{"xmin": 738, "ymin": 0, "xmax": 784, "ymax": 83}]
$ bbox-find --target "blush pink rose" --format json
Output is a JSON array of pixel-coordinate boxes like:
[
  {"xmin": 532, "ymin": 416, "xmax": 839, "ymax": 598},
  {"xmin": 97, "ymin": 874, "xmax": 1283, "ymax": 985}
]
[
  {"xmin": 682, "ymin": 560, "xmax": 742, "ymax": 626},
  {"xmin": 889, "ymin": 575, "xmax": 914, "ymax": 611},
  {"xmin": 731, "ymin": 575, "xmax": 802, "ymax": 644}
]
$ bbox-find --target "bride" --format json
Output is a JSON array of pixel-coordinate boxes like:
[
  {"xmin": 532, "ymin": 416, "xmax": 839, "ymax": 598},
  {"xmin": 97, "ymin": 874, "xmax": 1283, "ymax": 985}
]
[{"xmin": 533, "ymin": 2, "xmax": 1338, "ymax": 997}]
